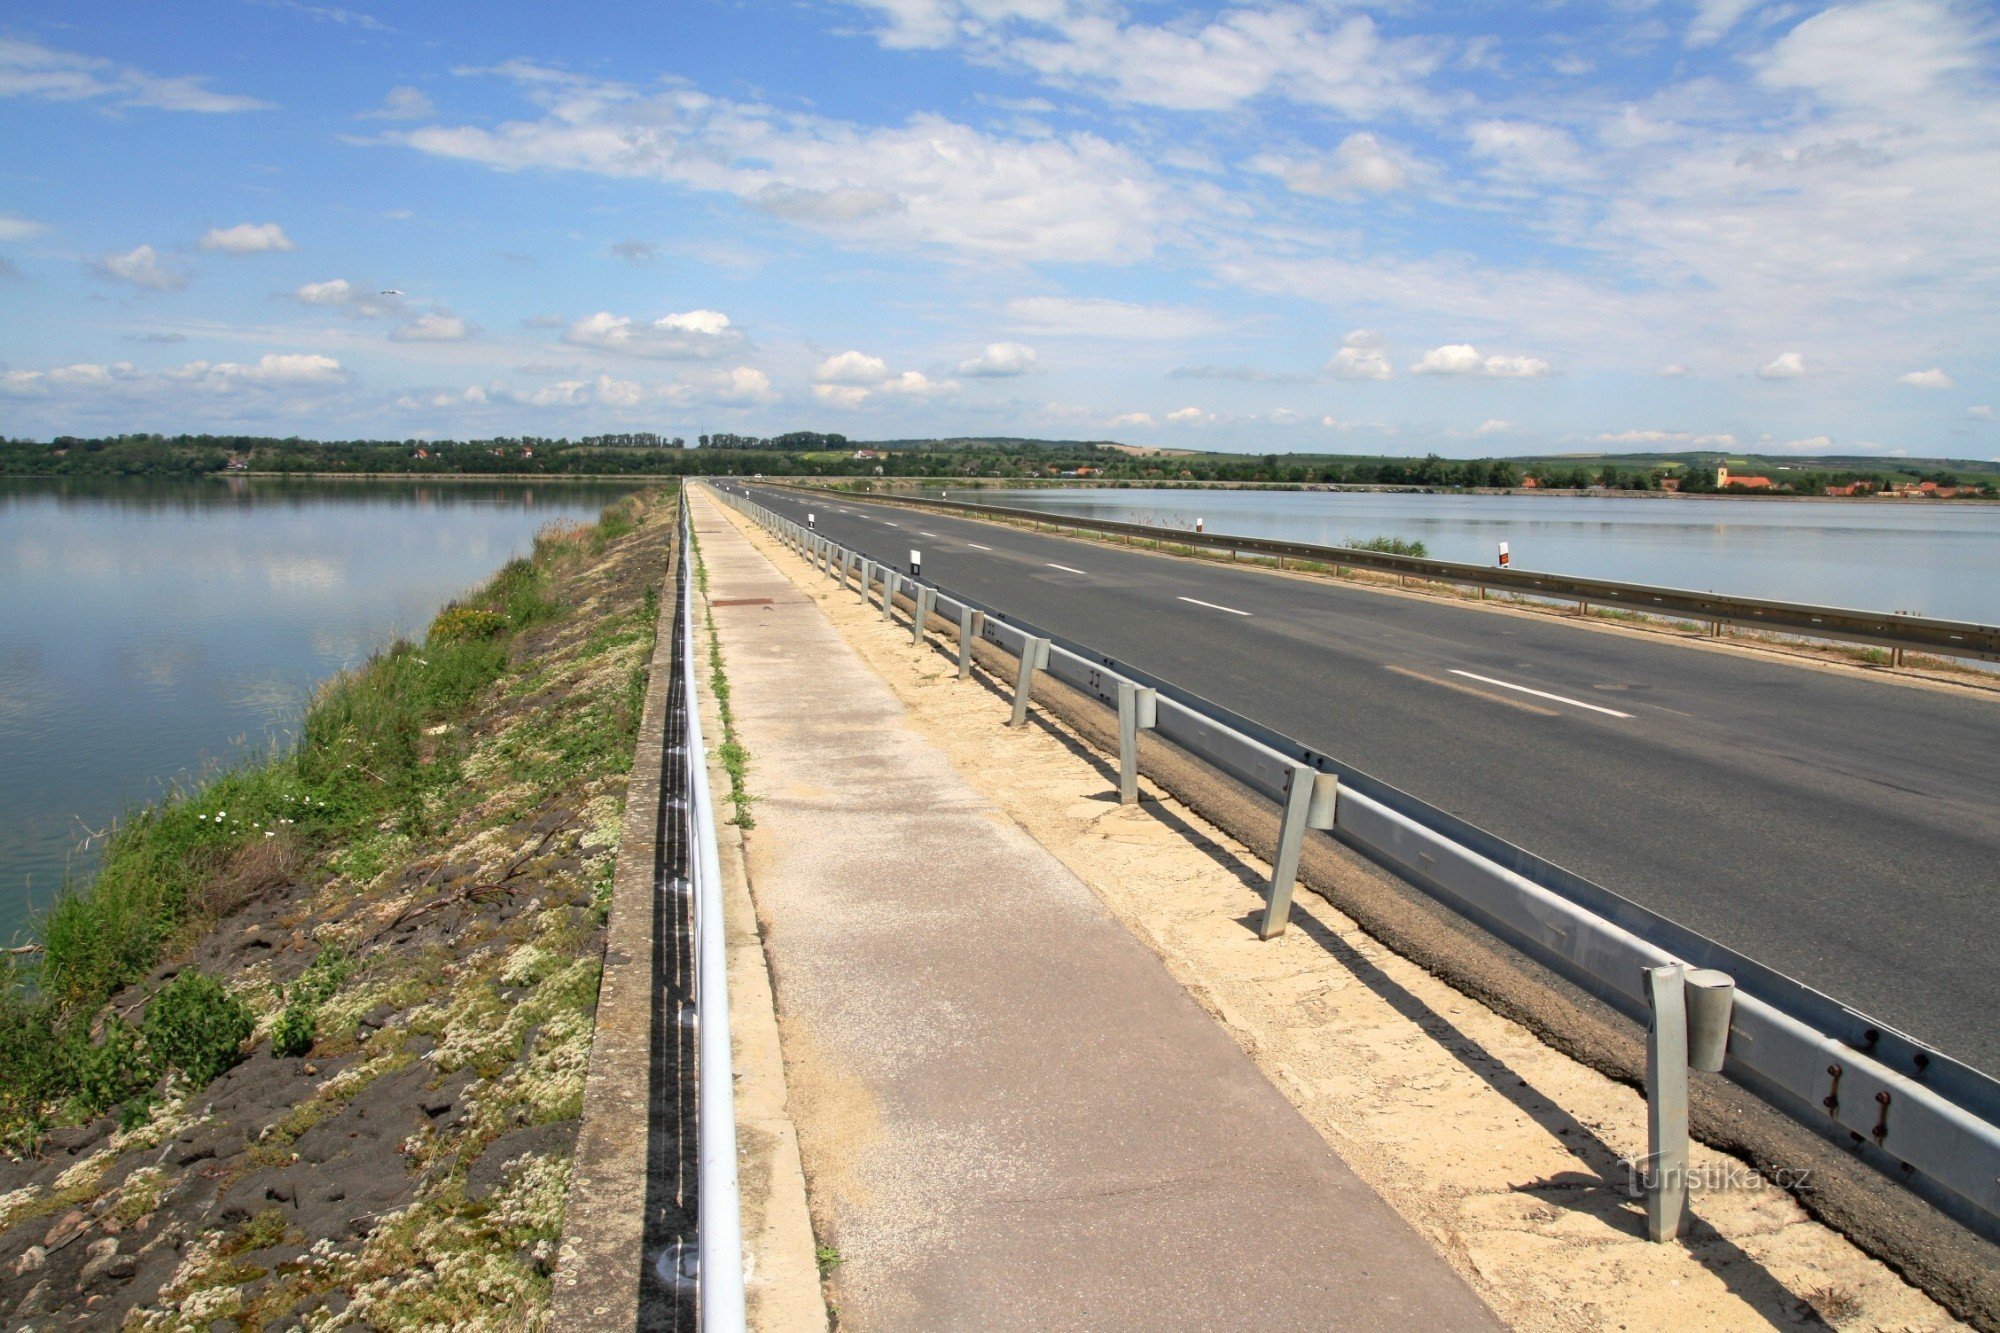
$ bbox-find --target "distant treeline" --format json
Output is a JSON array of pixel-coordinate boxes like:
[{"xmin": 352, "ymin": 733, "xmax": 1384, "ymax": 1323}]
[{"xmin": 1, "ymin": 435, "xmax": 1991, "ymax": 495}]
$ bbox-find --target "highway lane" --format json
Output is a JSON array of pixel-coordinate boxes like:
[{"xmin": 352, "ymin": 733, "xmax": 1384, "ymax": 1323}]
[{"xmin": 727, "ymin": 483, "xmax": 2000, "ymax": 1073}]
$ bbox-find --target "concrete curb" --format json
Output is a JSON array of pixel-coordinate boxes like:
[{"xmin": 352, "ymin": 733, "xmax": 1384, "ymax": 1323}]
[{"xmin": 549, "ymin": 532, "xmax": 677, "ymax": 1332}]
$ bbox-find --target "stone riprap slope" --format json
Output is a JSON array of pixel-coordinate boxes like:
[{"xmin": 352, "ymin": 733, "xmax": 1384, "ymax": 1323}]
[{"xmin": 0, "ymin": 489, "xmax": 672, "ymax": 1331}]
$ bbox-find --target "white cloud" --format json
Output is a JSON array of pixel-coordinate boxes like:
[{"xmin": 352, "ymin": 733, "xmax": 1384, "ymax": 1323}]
[
  {"xmin": 1004, "ymin": 296, "xmax": 1222, "ymax": 340},
  {"xmin": 1251, "ymin": 131, "xmax": 1410, "ymax": 197},
  {"xmin": 0, "ymin": 37, "xmax": 272, "ymax": 112},
  {"xmin": 0, "ymin": 212, "xmax": 46, "ymax": 242},
  {"xmin": 1411, "ymin": 344, "xmax": 1552, "ymax": 378},
  {"xmin": 957, "ymin": 341, "xmax": 1037, "ymax": 376},
  {"xmin": 397, "ymin": 385, "xmax": 490, "ymax": 410},
  {"xmin": 1595, "ymin": 429, "xmax": 1739, "ymax": 447},
  {"xmin": 92, "ymin": 245, "xmax": 188, "ymax": 292},
  {"xmin": 1755, "ymin": 0, "xmax": 1982, "ymax": 111},
  {"xmin": 1326, "ymin": 329, "xmax": 1392, "ymax": 380},
  {"xmin": 290, "ymin": 278, "xmax": 403, "ymax": 318},
  {"xmin": 1467, "ymin": 120, "xmax": 1591, "ymax": 180},
  {"xmin": 706, "ymin": 366, "xmax": 777, "ymax": 406},
  {"xmin": 392, "ymin": 312, "xmax": 470, "ymax": 342},
  {"xmin": 199, "ymin": 222, "xmax": 295, "ymax": 254},
  {"xmin": 814, "ymin": 351, "xmax": 890, "ymax": 385},
  {"xmin": 1758, "ymin": 351, "xmax": 1807, "ymax": 379},
  {"xmin": 850, "ymin": 3, "xmax": 1442, "ymax": 118},
  {"xmin": 166, "ymin": 353, "xmax": 346, "ymax": 388},
  {"xmin": 561, "ymin": 309, "xmax": 743, "ymax": 358},
  {"xmin": 5, "ymin": 353, "xmax": 346, "ymax": 399},
  {"xmin": 1475, "ymin": 419, "xmax": 1516, "ymax": 435},
  {"xmin": 877, "ymin": 370, "xmax": 958, "ymax": 397},
  {"xmin": 812, "ymin": 384, "xmax": 872, "ymax": 409},
  {"xmin": 387, "ymin": 68, "xmax": 1165, "ymax": 264},
  {"xmin": 1897, "ymin": 367, "xmax": 1954, "ymax": 389},
  {"xmin": 1968, "ymin": 405, "xmax": 1995, "ymax": 422},
  {"xmin": 1658, "ymin": 363, "xmax": 1693, "ymax": 377},
  {"xmin": 811, "ymin": 351, "xmax": 956, "ymax": 403},
  {"xmin": 364, "ymin": 85, "xmax": 434, "ymax": 120},
  {"xmin": 1166, "ymin": 406, "xmax": 1210, "ymax": 424},
  {"xmin": 1108, "ymin": 411, "xmax": 1156, "ymax": 427},
  {"xmin": 1686, "ymin": 0, "xmax": 1762, "ymax": 49}
]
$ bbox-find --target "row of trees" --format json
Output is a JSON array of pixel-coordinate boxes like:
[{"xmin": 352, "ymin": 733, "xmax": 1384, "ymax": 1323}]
[{"xmin": 3, "ymin": 435, "xmax": 1993, "ymax": 494}]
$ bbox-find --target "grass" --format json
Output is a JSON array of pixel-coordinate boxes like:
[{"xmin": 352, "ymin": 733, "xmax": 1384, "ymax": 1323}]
[
  {"xmin": 0, "ymin": 494, "xmax": 656, "ymax": 1150},
  {"xmin": 689, "ymin": 523, "xmax": 757, "ymax": 829}
]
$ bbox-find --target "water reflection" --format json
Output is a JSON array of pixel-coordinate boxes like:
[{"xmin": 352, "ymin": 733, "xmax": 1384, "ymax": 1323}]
[
  {"xmin": 0, "ymin": 476, "xmax": 652, "ymax": 939},
  {"xmin": 952, "ymin": 487, "xmax": 2000, "ymax": 623}
]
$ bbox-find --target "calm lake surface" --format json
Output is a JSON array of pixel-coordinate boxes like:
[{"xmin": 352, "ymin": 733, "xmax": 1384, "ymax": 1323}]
[
  {"xmin": 939, "ymin": 488, "xmax": 2000, "ymax": 624},
  {"xmin": 0, "ymin": 476, "xmax": 649, "ymax": 941}
]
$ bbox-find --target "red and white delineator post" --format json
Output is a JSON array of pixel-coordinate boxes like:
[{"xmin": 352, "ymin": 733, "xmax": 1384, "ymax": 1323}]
[{"xmin": 1498, "ymin": 541, "xmax": 1510, "ymax": 567}]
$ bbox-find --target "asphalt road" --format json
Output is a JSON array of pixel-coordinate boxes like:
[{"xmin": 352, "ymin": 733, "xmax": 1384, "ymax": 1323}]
[{"xmin": 726, "ymin": 483, "xmax": 2000, "ymax": 1075}]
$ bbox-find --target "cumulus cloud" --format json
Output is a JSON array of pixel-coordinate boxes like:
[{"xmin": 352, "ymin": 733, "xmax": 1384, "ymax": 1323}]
[
  {"xmin": 813, "ymin": 384, "xmax": 872, "ymax": 409},
  {"xmin": 814, "ymin": 351, "xmax": 890, "ymax": 385},
  {"xmin": 957, "ymin": 342, "xmax": 1037, "ymax": 376},
  {"xmin": 1251, "ymin": 131, "xmax": 1410, "ymax": 197},
  {"xmin": 0, "ymin": 36, "xmax": 272, "ymax": 112},
  {"xmin": 391, "ymin": 311, "xmax": 471, "ymax": 342},
  {"xmin": 1166, "ymin": 406, "xmax": 1211, "ymax": 424},
  {"xmin": 1108, "ymin": 411, "xmax": 1155, "ymax": 427},
  {"xmin": 92, "ymin": 245, "xmax": 188, "ymax": 292},
  {"xmin": 289, "ymin": 278, "xmax": 403, "ymax": 318},
  {"xmin": 200, "ymin": 222, "xmax": 294, "ymax": 254},
  {"xmin": 1475, "ymin": 419, "xmax": 1517, "ymax": 435},
  {"xmin": 384, "ymin": 67, "xmax": 1165, "ymax": 264},
  {"xmin": 1897, "ymin": 367, "xmax": 1954, "ymax": 389},
  {"xmin": 813, "ymin": 350, "xmax": 955, "ymax": 403},
  {"xmin": 3, "ymin": 353, "xmax": 345, "ymax": 397},
  {"xmin": 1411, "ymin": 344, "xmax": 1551, "ymax": 378},
  {"xmin": 561, "ymin": 309, "xmax": 743, "ymax": 358},
  {"xmin": 1758, "ymin": 351, "xmax": 1807, "ymax": 379},
  {"xmin": 1326, "ymin": 329, "xmax": 1392, "ymax": 380}
]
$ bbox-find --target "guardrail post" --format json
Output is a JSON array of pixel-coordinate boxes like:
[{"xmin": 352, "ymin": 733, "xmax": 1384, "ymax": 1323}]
[
  {"xmin": 958, "ymin": 608, "xmax": 984, "ymax": 679},
  {"xmin": 1009, "ymin": 637, "xmax": 1050, "ymax": 727},
  {"xmin": 1258, "ymin": 768, "xmax": 1337, "ymax": 938},
  {"xmin": 859, "ymin": 559, "xmax": 875, "ymax": 601},
  {"xmin": 1642, "ymin": 963, "xmax": 1692, "ymax": 1242},
  {"xmin": 911, "ymin": 586, "xmax": 934, "ymax": 645},
  {"xmin": 882, "ymin": 570, "xmax": 899, "ymax": 620},
  {"xmin": 1116, "ymin": 682, "xmax": 1157, "ymax": 804}
]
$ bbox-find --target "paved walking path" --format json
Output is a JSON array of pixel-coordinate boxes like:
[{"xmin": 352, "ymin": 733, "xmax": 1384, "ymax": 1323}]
[{"xmin": 695, "ymin": 494, "xmax": 1501, "ymax": 1331}]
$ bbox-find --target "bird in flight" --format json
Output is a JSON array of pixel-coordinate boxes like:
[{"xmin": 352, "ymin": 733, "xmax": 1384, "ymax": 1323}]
[{"xmin": 380, "ymin": 289, "xmax": 404, "ymax": 296}]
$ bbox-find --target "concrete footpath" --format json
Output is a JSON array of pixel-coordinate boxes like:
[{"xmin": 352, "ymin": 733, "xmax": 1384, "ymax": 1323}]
[{"xmin": 693, "ymin": 494, "xmax": 1502, "ymax": 1331}]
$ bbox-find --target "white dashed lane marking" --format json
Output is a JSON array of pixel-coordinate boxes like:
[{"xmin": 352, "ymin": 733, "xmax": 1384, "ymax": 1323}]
[{"xmin": 1448, "ymin": 670, "xmax": 1634, "ymax": 718}]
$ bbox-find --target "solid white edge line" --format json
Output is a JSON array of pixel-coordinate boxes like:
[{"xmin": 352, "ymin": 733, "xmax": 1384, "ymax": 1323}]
[
  {"xmin": 1178, "ymin": 595, "xmax": 1250, "ymax": 617},
  {"xmin": 1448, "ymin": 669, "xmax": 1633, "ymax": 718},
  {"xmin": 1047, "ymin": 563, "xmax": 1087, "ymax": 575}
]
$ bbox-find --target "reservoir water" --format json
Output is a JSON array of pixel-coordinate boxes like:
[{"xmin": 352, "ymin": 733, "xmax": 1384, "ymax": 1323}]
[
  {"xmin": 938, "ymin": 487, "xmax": 2000, "ymax": 626},
  {"xmin": 0, "ymin": 476, "xmax": 647, "ymax": 941}
]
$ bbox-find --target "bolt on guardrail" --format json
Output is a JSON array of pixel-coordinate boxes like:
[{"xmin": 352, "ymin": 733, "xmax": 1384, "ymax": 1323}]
[{"xmin": 710, "ymin": 482, "xmax": 2000, "ymax": 1246}]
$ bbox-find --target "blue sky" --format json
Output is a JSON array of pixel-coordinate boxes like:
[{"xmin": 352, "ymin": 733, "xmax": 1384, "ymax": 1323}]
[{"xmin": 2, "ymin": 0, "xmax": 1995, "ymax": 457}]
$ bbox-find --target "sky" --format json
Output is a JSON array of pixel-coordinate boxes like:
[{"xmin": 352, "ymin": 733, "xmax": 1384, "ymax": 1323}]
[{"xmin": 1, "ymin": 0, "xmax": 1996, "ymax": 458}]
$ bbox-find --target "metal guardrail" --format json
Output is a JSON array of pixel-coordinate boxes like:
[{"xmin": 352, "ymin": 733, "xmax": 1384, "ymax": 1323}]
[
  {"xmin": 675, "ymin": 497, "xmax": 747, "ymax": 1331},
  {"xmin": 776, "ymin": 483, "xmax": 2000, "ymax": 663},
  {"xmin": 713, "ymin": 482, "xmax": 2000, "ymax": 1244}
]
